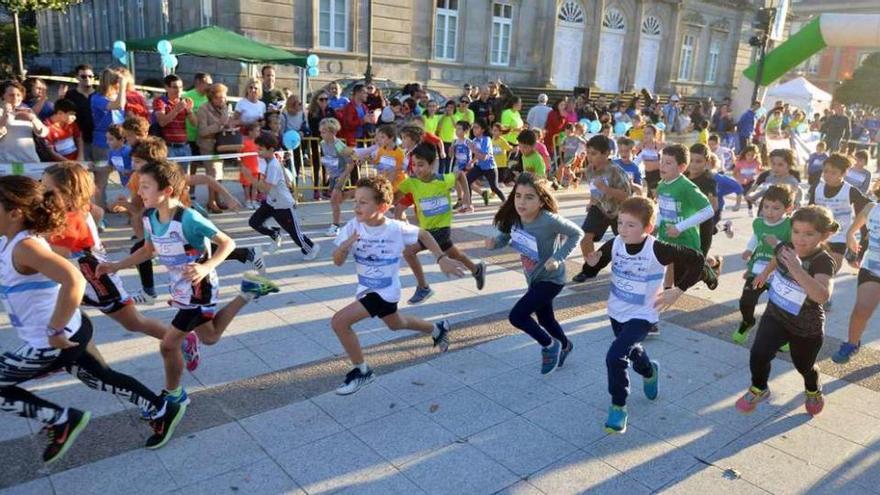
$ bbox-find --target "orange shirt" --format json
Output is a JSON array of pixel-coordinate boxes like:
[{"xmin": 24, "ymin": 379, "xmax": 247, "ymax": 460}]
[
  {"xmin": 239, "ymin": 139, "xmax": 259, "ymax": 186},
  {"xmin": 375, "ymin": 145, "xmax": 406, "ymax": 190},
  {"xmin": 49, "ymin": 210, "xmax": 94, "ymax": 253}
]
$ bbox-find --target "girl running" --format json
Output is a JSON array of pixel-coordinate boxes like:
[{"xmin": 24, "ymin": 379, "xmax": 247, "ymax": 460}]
[
  {"xmin": 485, "ymin": 173, "xmax": 583, "ymax": 375},
  {"xmin": 748, "ymin": 148, "xmax": 803, "ymax": 206},
  {"xmin": 0, "ymin": 175, "xmax": 185, "ymax": 464},
  {"xmin": 737, "ymin": 206, "xmax": 838, "ymax": 417},
  {"xmin": 733, "ymin": 144, "xmax": 762, "ymax": 216},
  {"xmin": 635, "ymin": 124, "xmax": 663, "ymax": 198}
]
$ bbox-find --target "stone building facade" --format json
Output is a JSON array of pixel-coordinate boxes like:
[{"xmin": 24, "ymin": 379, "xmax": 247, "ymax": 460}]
[{"xmin": 35, "ymin": 0, "xmax": 757, "ymax": 99}]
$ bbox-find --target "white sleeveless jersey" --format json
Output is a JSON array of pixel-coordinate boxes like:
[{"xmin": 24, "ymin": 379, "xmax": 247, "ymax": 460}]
[
  {"xmin": 607, "ymin": 235, "xmax": 667, "ymax": 324},
  {"xmin": 0, "ymin": 231, "xmax": 81, "ymax": 348},
  {"xmin": 143, "ymin": 208, "xmax": 219, "ymax": 309},
  {"xmin": 865, "ymin": 205, "xmax": 880, "ymax": 277},
  {"xmin": 814, "ymin": 182, "xmax": 853, "ymax": 243}
]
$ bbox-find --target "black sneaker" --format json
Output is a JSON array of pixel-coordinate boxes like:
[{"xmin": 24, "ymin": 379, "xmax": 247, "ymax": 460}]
[
  {"xmin": 558, "ymin": 341, "xmax": 574, "ymax": 368},
  {"xmin": 702, "ymin": 262, "xmax": 718, "ymax": 290},
  {"xmin": 43, "ymin": 408, "xmax": 91, "ymax": 464},
  {"xmin": 481, "ymin": 190, "xmax": 490, "ymax": 206},
  {"xmin": 572, "ymin": 266, "xmax": 590, "ymax": 284},
  {"xmin": 473, "ymin": 261, "xmax": 486, "ymax": 290},
  {"xmin": 433, "ymin": 320, "xmax": 451, "ymax": 352},
  {"xmin": 336, "ymin": 367, "xmax": 375, "ymax": 395},
  {"xmin": 146, "ymin": 401, "xmax": 187, "ymax": 449},
  {"xmin": 647, "ymin": 324, "xmax": 661, "ymax": 337}
]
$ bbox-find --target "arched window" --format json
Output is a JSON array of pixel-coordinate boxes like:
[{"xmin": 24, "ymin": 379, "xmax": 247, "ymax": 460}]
[
  {"xmin": 602, "ymin": 8, "xmax": 626, "ymax": 31},
  {"xmin": 641, "ymin": 16, "xmax": 661, "ymax": 37},
  {"xmin": 558, "ymin": 1, "xmax": 585, "ymax": 24}
]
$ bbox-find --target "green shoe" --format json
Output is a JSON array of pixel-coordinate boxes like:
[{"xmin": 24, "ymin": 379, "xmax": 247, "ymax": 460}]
[
  {"xmin": 732, "ymin": 321, "xmax": 754, "ymax": 345},
  {"xmin": 241, "ymin": 271, "xmax": 280, "ymax": 299}
]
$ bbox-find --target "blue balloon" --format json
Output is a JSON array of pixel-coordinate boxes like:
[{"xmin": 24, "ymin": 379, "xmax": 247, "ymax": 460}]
[
  {"xmin": 579, "ymin": 118, "xmax": 590, "ymax": 126},
  {"xmin": 656, "ymin": 122, "xmax": 667, "ymax": 131},
  {"xmin": 796, "ymin": 123, "xmax": 808, "ymax": 134},
  {"xmin": 306, "ymin": 54, "xmax": 319, "ymax": 68},
  {"xmin": 157, "ymin": 40, "xmax": 173, "ymax": 55},
  {"xmin": 588, "ymin": 120, "xmax": 601, "ymax": 134},
  {"xmin": 118, "ymin": 54, "xmax": 129, "ymax": 65},
  {"xmin": 112, "ymin": 40, "xmax": 126, "ymax": 52},
  {"xmin": 283, "ymin": 130, "xmax": 302, "ymax": 150},
  {"xmin": 307, "ymin": 66, "xmax": 319, "ymax": 78},
  {"xmin": 112, "ymin": 46, "xmax": 126, "ymax": 59},
  {"xmin": 161, "ymin": 54, "xmax": 178, "ymax": 69},
  {"xmin": 614, "ymin": 121, "xmax": 631, "ymax": 136}
]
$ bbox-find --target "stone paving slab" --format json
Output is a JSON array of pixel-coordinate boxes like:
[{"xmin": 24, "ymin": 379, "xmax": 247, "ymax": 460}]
[{"xmin": 5, "ymin": 311, "xmax": 879, "ymax": 495}]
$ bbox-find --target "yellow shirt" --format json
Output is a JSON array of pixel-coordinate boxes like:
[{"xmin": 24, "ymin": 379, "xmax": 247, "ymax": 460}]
[
  {"xmin": 374, "ymin": 145, "xmax": 406, "ymax": 190},
  {"xmin": 698, "ymin": 128, "xmax": 709, "ymax": 145},
  {"xmin": 492, "ymin": 137, "xmax": 512, "ymax": 168}
]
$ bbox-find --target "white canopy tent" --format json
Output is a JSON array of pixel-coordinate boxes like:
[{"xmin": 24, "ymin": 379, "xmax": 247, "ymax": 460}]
[{"xmin": 765, "ymin": 77, "xmax": 832, "ymax": 116}]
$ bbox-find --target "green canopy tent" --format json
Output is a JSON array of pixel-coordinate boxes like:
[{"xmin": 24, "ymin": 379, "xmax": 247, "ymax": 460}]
[{"xmin": 125, "ymin": 25, "xmax": 308, "ymax": 67}]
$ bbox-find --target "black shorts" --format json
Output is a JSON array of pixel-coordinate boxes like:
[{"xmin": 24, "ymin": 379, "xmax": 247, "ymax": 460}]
[
  {"xmin": 359, "ymin": 292, "xmax": 398, "ymax": 318},
  {"xmin": 418, "ymin": 227, "xmax": 454, "ymax": 252},
  {"xmin": 171, "ymin": 306, "xmax": 216, "ymax": 332},
  {"xmin": 828, "ymin": 242, "xmax": 847, "ymax": 255},
  {"xmin": 581, "ymin": 205, "xmax": 618, "ymax": 239},
  {"xmin": 858, "ymin": 268, "xmax": 880, "ymax": 286}
]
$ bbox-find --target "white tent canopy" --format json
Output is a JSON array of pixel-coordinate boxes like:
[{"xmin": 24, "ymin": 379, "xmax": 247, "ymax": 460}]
[{"xmin": 765, "ymin": 77, "xmax": 832, "ymax": 116}]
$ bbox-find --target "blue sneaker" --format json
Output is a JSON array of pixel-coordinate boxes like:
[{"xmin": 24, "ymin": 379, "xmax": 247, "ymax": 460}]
[
  {"xmin": 605, "ymin": 405, "xmax": 628, "ymax": 434},
  {"xmin": 643, "ymin": 361, "xmax": 660, "ymax": 400},
  {"xmin": 558, "ymin": 341, "xmax": 574, "ymax": 368},
  {"xmin": 832, "ymin": 341, "xmax": 860, "ymax": 364},
  {"xmin": 541, "ymin": 340, "xmax": 561, "ymax": 375},
  {"xmin": 241, "ymin": 271, "xmax": 280, "ymax": 299},
  {"xmin": 408, "ymin": 286, "xmax": 433, "ymax": 305},
  {"xmin": 432, "ymin": 320, "xmax": 451, "ymax": 352}
]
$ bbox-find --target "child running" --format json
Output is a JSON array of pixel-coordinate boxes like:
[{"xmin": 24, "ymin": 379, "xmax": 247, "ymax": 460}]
[
  {"xmin": 400, "ymin": 143, "xmax": 486, "ymax": 304},
  {"xmin": 485, "ymin": 173, "xmax": 583, "ymax": 375},
  {"xmin": 748, "ymin": 148, "xmax": 803, "ymax": 206},
  {"xmin": 451, "ymin": 121, "xmax": 474, "ymax": 211},
  {"xmin": 492, "ymin": 123, "xmax": 513, "ymax": 186},
  {"xmin": 832, "ymin": 193, "xmax": 880, "ymax": 363},
  {"xmin": 0, "ymin": 175, "xmax": 185, "ymax": 463},
  {"xmin": 247, "ymin": 132, "xmax": 320, "ymax": 259},
  {"xmin": 732, "ymin": 185, "xmax": 793, "ymax": 345},
  {"xmin": 808, "ymin": 153, "xmax": 871, "ymax": 277},
  {"xmin": 466, "ymin": 118, "xmax": 506, "ymax": 207},
  {"xmin": 845, "ymin": 150, "xmax": 873, "ymax": 196},
  {"xmin": 580, "ymin": 196, "xmax": 706, "ymax": 433},
  {"xmin": 736, "ymin": 206, "xmax": 838, "ymax": 417},
  {"xmin": 733, "ymin": 144, "xmax": 762, "ymax": 216},
  {"xmin": 805, "ymin": 141, "xmax": 828, "ymax": 188},
  {"xmin": 686, "ymin": 143, "xmax": 722, "ymax": 275},
  {"xmin": 321, "ymin": 118, "xmax": 357, "ymax": 237},
  {"xmin": 331, "ymin": 176, "xmax": 467, "ymax": 395},
  {"xmin": 635, "ymin": 124, "xmax": 663, "ymax": 198},
  {"xmin": 97, "ymin": 159, "xmax": 280, "ymax": 405}
]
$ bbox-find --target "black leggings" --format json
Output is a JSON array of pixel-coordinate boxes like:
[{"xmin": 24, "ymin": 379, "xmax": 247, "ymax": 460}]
[
  {"xmin": 248, "ymin": 202, "xmax": 315, "ymax": 255},
  {"xmin": 739, "ymin": 277, "xmax": 768, "ymax": 325},
  {"xmin": 508, "ymin": 281, "xmax": 567, "ymax": 348},
  {"xmin": 0, "ymin": 316, "xmax": 163, "ymax": 424},
  {"xmin": 749, "ymin": 312, "xmax": 823, "ymax": 392},
  {"xmin": 132, "ymin": 239, "xmax": 251, "ymax": 293},
  {"xmin": 466, "ymin": 167, "xmax": 506, "ymax": 202}
]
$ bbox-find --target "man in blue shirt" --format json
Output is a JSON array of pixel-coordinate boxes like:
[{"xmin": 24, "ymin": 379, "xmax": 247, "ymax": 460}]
[{"xmin": 737, "ymin": 100, "xmax": 761, "ymax": 153}]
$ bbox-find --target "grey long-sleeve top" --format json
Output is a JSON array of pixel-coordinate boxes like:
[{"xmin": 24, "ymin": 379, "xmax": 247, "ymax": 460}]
[{"xmin": 489, "ymin": 210, "xmax": 583, "ymax": 286}]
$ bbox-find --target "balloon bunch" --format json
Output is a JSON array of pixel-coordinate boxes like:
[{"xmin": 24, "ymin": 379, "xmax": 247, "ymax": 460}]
[
  {"xmin": 306, "ymin": 54, "xmax": 320, "ymax": 78},
  {"xmin": 112, "ymin": 41, "xmax": 128, "ymax": 65},
  {"xmin": 157, "ymin": 40, "xmax": 178, "ymax": 70}
]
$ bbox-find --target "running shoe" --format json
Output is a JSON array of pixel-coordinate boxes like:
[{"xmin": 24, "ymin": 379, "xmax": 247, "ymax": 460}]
[
  {"xmin": 647, "ymin": 324, "xmax": 661, "ymax": 337},
  {"xmin": 541, "ymin": 340, "xmax": 561, "ymax": 375},
  {"xmin": 336, "ymin": 367, "xmax": 375, "ymax": 395},
  {"xmin": 248, "ymin": 245, "xmax": 266, "ymax": 273},
  {"xmin": 141, "ymin": 387, "xmax": 190, "ymax": 420},
  {"xmin": 182, "ymin": 332, "xmax": 201, "ymax": 372},
  {"xmin": 473, "ymin": 261, "xmax": 486, "ymax": 290},
  {"xmin": 723, "ymin": 220, "xmax": 735, "ymax": 239},
  {"xmin": 712, "ymin": 256, "xmax": 724, "ymax": 278},
  {"xmin": 326, "ymin": 224, "xmax": 340, "ymax": 237},
  {"xmin": 643, "ymin": 360, "xmax": 660, "ymax": 400},
  {"xmin": 433, "ymin": 320, "xmax": 451, "ymax": 352},
  {"xmin": 703, "ymin": 262, "xmax": 719, "ymax": 290},
  {"xmin": 481, "ymin": 190, "xmax": 490, "ymax": 206},
  {"xmin": 558, "ymin": 341, "xmax": 574, "ymax": 368},
  {"xmin": 779, "ymin": 342, "xmax": 790, "ymax": 353},
  {"xmin": 130, "ymin": 290, "xmax": 157, "ymax": 306},
  {"xmin": 241, "ymin": 271, "xmax": 280, "ymax": 299},
  {"xmin": 43, "ymin": 408, "xmax": 91, "ymax": 464},
  {"xmin": 832, "ymin": 341, "xmax": 861, "ymax": 364},
  {"xmin": 408, "ymin": 286, "xmax": 434, "ymax": 305},
  {"xmin": 604, "ymin": 405, "xmax": 628, "ymax": 434},
  {"xmin": 804, "ymin": 390, "xmax": 825, "ymax": 416},
  {"xmin": 267, "ymin": 228, "xmax": 283, "ymax": 254},
  {"xmin": 146, "ymin": 401, "xmax": 186, "ymax": 449},
  {"xmin": 572, "ymin": 267, "xmax": 590, "ymax": 284},
  {"xmin": 732, "ymin": 321, "xmax": 754, "ymax": 345},
  {"xmin": 303, "ymin": 242, "xmax": 321, "ymax": 261},
  {"xmin": 735, "ymin": 386, "xmax": 770, "ymax": 414}
]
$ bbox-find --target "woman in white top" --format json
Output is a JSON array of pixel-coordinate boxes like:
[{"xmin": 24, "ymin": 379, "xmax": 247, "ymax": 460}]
[
  {"xmin": 234, "ymin": 77, "xmax": 267, "ymax": 128},
  {"xmin": 0, "ymin": 80, "xmax": 48, "ymax": 163}
]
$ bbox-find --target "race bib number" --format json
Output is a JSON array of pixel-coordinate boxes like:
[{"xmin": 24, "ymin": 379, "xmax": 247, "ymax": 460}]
[
  {"xmin": 492, "ymin": 146, "xmax": 502, "ymax": 155},
  {"xmin": 321, "ymin": 157, "xmax": 339, "ymax": 172},
  {"xmin": 377, "ymin": 155, "xmax": 397, "ymax": 171},
  {"xmin": 741, "ymin": 168, "xmax": 757, "ymax": 177},
  {"xmin": 510, "ymin": 228, "xmax": 539, "ymax": 261},
  {"xmin": 658, "ymin": 195, "xmax": 678, "ymax": 223},
  {"xmin": 769, "ymin": 272, "xmax": 807, "ymax": 315},
  {"xmin": 610, "ymin": 266, "xmax": 648, "ymax": 305},
  {"xmin": 54, "ymin": 136, "xmax": 76, "ymax": 156},
  {"xmin": 419, "ymin": 195, "xmax": 450, "ymax": 217},
  {"xmin": 455, "ymin": 152, "xmax": 468, "ymax": 164},
  {"xmin": 110, "ymin": 155, "xmax": 125, "ymax": 170}
]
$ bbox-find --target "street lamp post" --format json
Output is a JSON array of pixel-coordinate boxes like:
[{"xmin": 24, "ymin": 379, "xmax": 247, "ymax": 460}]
[{"xmin": 364, "ymin": 0, "xmax": 374, "ymax": 84}]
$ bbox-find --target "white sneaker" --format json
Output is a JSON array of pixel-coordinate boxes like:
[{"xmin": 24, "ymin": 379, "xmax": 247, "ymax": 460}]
[
  {"xmin": 303, "ymin": 242, "xmax": 321, "ymax": 261},
  {"xmin": 266, "ymin": 228, "xmax": 283, "ymax": 255},
  {"xmin": 130, "ymin": 291, "xmax": 157, "ymax": 305},
  {"xmin": 250, "ymin": 245, "xmax": 266, "ymax": 273},
  {"xmin": 326, "ymin": 224, "xmax": 339, "ymax": 237}
]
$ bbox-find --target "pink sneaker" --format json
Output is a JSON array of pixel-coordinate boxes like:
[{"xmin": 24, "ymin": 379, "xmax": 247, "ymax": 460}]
[
  {"xmin": 805, "ymin": 390, "xmax": 824, "ymax": 416},
  {"xmin": 735, "ymin": 386, "xmax": 770, "ymax": 414},
  {"xmin": 182, "ymin": 333, "xmax": 201, "ymax": 372}
]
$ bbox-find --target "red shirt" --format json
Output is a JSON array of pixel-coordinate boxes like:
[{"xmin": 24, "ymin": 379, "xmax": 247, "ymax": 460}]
[
  {"xmin": 49, "ymin": 211, "xmax": 94, "ymax": 253},
  {"xmin": 152, "ymin": 96, "xmax": 189, "ymax": 144},
  {"xmin": 239, "ymin": 139, "xmax": 259, "ymax": 185},
  {"xmin": 125, "ymin": 90, "xmax": 151, "ymax": 120},
  {"xmin": 44, "ymin": 119, "xmax": 81, "ymax": 160},
  {"xmin": 338, "ymin": 101, "xmax": 368, "ymax": 146}
]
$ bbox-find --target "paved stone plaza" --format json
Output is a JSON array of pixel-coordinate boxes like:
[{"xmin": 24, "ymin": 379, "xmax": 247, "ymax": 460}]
[{"xmin": 1, "ymin": 186, "xmax": 878, "ymax": 495}]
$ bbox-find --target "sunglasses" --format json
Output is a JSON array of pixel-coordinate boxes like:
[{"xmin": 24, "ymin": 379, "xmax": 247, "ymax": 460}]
[
  {"xmin": 318, "ymin": 97, "xmax": 328, "ymax": 101},
  {"xmin": 78, "ymin": 74, "xmax": 94, "ymax": 79}
]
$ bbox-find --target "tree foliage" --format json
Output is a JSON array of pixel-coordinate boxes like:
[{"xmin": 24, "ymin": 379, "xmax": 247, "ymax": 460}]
[
  {"xmin": 0, "ymin": 0, "xmax": 81, "ymax": 12},
  {"xmin": 0, "ymin": 23, "xmax": 37, "ymax": 78},
  {"xmin": 835, "ymin": 52, "xmax": 880, "ymax": 107}
]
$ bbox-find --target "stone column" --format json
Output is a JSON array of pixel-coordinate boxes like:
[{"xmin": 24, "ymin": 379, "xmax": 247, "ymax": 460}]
[
  {"xmin": 626, "ymin": 0, "xmax": 646, "ymax": 91},
  {"xmin": 584, "ymin": 0, "xmax": 606, "ymax": 88},
  {"xmin": 660, "ymin": 1, "xmax": 683, "ymax": 94},
  {"xmin": 541, "ymin": 2, "xmax": 560, "ymax": 87}
]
